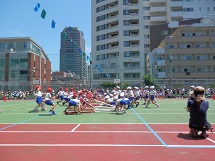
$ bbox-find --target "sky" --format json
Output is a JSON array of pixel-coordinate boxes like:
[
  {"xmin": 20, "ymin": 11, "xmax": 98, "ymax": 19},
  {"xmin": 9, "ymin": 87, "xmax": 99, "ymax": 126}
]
[{"xmin": 0, "ymin": 0, "xmax": 91, "ymax": 71}]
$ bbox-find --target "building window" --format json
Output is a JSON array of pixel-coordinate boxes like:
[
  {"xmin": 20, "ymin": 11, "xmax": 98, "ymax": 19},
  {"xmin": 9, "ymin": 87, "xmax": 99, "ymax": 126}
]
[
  {"xmin": 124, "ymin": 51, "xmax": 130, "ymax": 57},
  {"xmin": 196, "ymin": 55, "xmax": 207, "ymax": 60},
  {"xmin": 111, "ymin": 63, "xmax": 116, "ymax": 68},
  {"xmin": 123, "ymin": 20, "xmax": 130, "ymax": 25},
  {"xmin": 144, "ymin": 25, "xmax": 150, "ymax": 29},
  {"xmin": 124, "ymin": 41, "xmax": 130, "ymax": 47},
  {"xmin": 161, "ymin": 30, "xmax": 168, "ymax": 35},
  {"xmin": 181, "ymin": 55, "xmax": 191, "ymax": 60},
  {"xmin": 143, "ymin": 7, "xmax": 150, "ymax": 10},
  {"xmin": 183, "ymin": 8, "xmax": 194, "ymax": 12},
  {"xmin": 144, "ymin": 44, "xmax": 150, "ymax": 48},
  {"xmin": 143, "ymin": 16, "xmax": 150, "ymax": 20},
  {"xmin": 123, "ymin": 0, "xmax": 130, "ymax": 5},
  {"xmin": 144, "ymin": 35, "xmax": 149, "ymax": 38},
  {"xmin": 123, "ymin": 10, "xmax": 130, "ymax": 15},
  {"xmin": 123, "ymin": 30, "xmax": 130, "ymax": 36}
]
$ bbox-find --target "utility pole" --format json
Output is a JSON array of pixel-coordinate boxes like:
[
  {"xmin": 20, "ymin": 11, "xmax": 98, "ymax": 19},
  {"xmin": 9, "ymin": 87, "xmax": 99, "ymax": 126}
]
[
  {"xmin": 90, "ymin": 60, "xmax": 92, "ymax": 89},
  {"xmin": 169, "ymin": 52, "xmax": 173, "ymax": 90}
]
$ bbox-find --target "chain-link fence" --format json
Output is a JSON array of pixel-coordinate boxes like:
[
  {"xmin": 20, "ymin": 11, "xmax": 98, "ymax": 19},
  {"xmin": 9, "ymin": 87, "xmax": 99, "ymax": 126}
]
[{"xmin": 0, "ymin": 80, "xmax": 89, "ymax": 92}]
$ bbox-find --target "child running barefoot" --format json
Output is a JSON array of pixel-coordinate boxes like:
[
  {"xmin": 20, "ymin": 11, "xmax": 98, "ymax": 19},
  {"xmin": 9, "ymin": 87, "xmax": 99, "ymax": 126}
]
[
  {"xmin": 29, "ymin": 85, "xmax": 45, "ymax": 113},
  {"xmin": 44, "ymin": 87, "xmax": 56, "ymax": 115}
]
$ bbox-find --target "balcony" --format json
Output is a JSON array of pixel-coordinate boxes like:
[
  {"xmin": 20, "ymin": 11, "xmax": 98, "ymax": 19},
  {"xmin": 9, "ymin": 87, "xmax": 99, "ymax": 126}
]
[
  {"xmin": 180, "ymin": 36, "xmax": 210, "ymax": 42},
  {"xmin": 170, "ymin": 11, "xmax": 183, "ymax": 17},
  {"xmin": 170, "ymin": 1, "xmax": 182, "ymax": 7},
  {"xmin": 150, "ymin": 16, "xmax": 167, "ymax": 22},
  {"xmin": 157, "ymin": 60, "xmax": 165, "ymax": 66},
  {"xmin": 150, "ymin": 6, "xmax": 166, "ymax": 13},
  {"xmin": 150, "ymin": 0, "xmax": 166, "ymax": 4}
]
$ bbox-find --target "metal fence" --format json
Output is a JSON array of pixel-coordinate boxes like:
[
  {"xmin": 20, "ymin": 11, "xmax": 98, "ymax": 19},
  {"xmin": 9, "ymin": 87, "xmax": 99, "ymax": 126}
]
[
  {"xmin": 0, "ymin": 79, "xmax": 214, "ymax": 92},
  {"xmin": 0, "ymin": 81, "xmax": 88, "ymax": 92}
]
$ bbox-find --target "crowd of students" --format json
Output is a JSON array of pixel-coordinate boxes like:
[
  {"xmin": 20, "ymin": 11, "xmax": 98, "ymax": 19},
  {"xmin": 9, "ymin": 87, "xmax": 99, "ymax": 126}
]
[
  {"xmin": 31, "ymin": 85, "xmax": 161, "ymax": 115},
  {"xmin": 29, "ymin": 84, "xmax": 213, "ymax": 139}
]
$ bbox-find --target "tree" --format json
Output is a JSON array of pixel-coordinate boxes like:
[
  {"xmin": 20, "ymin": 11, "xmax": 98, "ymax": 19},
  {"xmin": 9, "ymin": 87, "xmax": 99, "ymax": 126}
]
[
  {"xmin": 142, "ymin": 74, "xmax": 159, "ymax": 89},
  {"xmin": 100, "ymin": 82, "xmax": 115, "ymax": 89}
]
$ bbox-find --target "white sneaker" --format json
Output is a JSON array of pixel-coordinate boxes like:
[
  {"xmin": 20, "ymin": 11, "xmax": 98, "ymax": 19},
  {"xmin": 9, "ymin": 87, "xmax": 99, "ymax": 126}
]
[{"xmin": 157, "ymin": 104, "xmax": 160, "ymax": 108}]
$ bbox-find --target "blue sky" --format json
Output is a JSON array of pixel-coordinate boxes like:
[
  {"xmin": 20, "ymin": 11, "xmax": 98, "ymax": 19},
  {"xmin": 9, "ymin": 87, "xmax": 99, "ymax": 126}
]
[{"xmin": 0, "ymin": 0, "xmax": 91, "ymax": 71}]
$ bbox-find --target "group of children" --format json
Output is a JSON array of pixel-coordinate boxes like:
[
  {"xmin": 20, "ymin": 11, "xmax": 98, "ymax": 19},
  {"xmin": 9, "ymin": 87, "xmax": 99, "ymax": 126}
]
[
  {"xmin": 30, "ymin": 84, "xmax": 213, "ymax": 139},
  {"xmin": 30, "ymin": 85, "xmax": 56, "ymax": 115}
]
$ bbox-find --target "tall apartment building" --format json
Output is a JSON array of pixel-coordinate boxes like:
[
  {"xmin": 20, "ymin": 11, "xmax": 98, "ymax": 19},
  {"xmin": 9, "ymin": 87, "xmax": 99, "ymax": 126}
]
[
  {"xmin": 91, "ymin": 0, "xmax": 215, "ymax": 88},
  {"xmin": 60, "ymin": 27, "xmax": 86, "ymax": 80},
  {"xmin": 0, "ymin": 37, "xmax": 51, "ymax": 91},
  {"xmin": 148, "ymin": 15, "xmax": 215, "ymax": 88}
]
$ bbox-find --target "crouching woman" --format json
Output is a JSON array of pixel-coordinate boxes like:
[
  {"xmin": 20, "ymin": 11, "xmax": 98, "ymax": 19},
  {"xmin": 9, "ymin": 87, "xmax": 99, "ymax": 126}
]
[{"xmin": 186, "ymin": 86, "xmax": 212, "ymax": 138}]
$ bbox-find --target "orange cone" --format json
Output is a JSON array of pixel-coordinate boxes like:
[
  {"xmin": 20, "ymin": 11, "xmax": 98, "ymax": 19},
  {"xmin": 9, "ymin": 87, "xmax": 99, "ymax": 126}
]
[{"xmin": 3, "ymin": 96, "xmax": 6, "ymax": 101}]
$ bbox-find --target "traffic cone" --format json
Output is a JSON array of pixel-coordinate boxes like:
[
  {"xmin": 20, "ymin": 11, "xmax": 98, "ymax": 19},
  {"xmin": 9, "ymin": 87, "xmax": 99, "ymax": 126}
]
[{"xmin": 3, "ymin": 96, "xmax": 6, "ymax": 101}]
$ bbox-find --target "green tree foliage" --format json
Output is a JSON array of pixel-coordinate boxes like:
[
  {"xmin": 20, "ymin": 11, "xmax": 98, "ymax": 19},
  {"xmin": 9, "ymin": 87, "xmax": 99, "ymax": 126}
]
[
  {"xmin": 142, "ymin": 74, "xmax": 159, "ymax": 89},
  {"xmin": 100, "ymin": 82, "xmax": 116, "ymax": 89}
]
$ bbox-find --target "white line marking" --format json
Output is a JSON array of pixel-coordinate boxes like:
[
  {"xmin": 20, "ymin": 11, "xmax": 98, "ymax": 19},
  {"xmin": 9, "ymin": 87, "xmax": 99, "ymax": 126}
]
[
  {"xmin": 0, "ymin": 144, "xmax": 164, "ymax": 147},
  {"xmin": 0, "ymin": 131, "xmax": 188, "ymax": 133},
  {"xmin": 166, "ymin": 145, "xmax": 215, "ymax": 148},
  {"xmin": 0, "ymin": 144, "xmax": 214, "ymax": 148},
  {"xmin": 206, "ymin": 138, "xmax": 215, "ymax": 144},
  {"xmin": 71, "ymin": 124, "xmax": 81, "ymax": 132},
  {"xmin": 1, "ymin": 123, "xmax": 215, "ymax": 125}
]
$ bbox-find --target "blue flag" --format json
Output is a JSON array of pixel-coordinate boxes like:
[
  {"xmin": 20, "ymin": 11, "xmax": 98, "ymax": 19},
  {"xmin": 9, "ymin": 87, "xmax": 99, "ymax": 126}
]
[
  {"xmin": 51, "ymin": 20, "xmax": 56, "ymax": 28},
  {"xmin": 33, "ymin": 3, "xmax": 41, "ymax": 12}
]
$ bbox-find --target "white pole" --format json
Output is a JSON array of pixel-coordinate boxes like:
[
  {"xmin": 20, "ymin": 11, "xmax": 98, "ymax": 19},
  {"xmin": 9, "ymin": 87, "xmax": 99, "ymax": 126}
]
[{"xmin": 39, "ymin": 52, "xmax": 41, "ymax": 86}]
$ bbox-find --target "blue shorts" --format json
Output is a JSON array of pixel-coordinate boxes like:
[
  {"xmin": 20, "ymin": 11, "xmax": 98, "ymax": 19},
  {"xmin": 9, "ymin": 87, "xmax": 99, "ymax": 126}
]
[
  {"xmin": 144, "ymin": 95, "xmax": 148, "ymax": 99},
  {"xmin": 69, "ymin": 100, "xmax": 77, "ymax": 107},
  {"xmin": 126, "ymin": 100, "xmax": 130, "ymax": 105},
  {"xmin": 150, "ymin": 95, "xmax": 155, "ymax": 100},
  {"xmin": 120, "ymin": 99, "xmax": 126, "ymax": 105},
  {"xmin": 45, "ymin": 100, "xmax": 54, "ymax": 106},
  {"xmin": 110, "ymin": 101, "xmax": 116, "ymax": 106},
  {"xmin": 129, "ymin": 97, "xmax": 134, "ymax": 101},
  {"xmin": 59, "ymin": 95, "xmax": 64, "ymax": 100},
  {"xmin": 135, "ymin": 96, "xmax": 140, "ymax": 100},
  {"xmin": 36, "ymin": 96, "xmax": 43, "ymax": 104},
  {"xmin": 64, "ymin": 97, "xmax": 70, "ymax": 102}
]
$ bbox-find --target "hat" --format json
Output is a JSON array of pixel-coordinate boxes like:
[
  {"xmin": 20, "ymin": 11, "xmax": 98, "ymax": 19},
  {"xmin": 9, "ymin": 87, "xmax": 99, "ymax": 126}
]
[
  {"xmin": 127, "ymin": 86, "xmax": 131, "ymax": 90},
  {"xmin": 134, "ymin": 87, "xmax": 139, "ymax": 89},
  {"xmin": 47, "ymin": 88, "xmax": 52, "ymax": 92},
  {"xmin": 194, "ymin": 86, "xmax": 205, "ymax": 100},
  {"xmin": 191, "ymin": 85, "xmax": 195, "ymax": 88}
]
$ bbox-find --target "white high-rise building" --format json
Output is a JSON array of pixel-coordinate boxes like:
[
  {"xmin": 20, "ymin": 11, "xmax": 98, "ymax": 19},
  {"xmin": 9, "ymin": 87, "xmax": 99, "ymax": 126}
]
[{"xmin": 91, "ymin": 0, "xmax": 215, "ymax": 88}]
